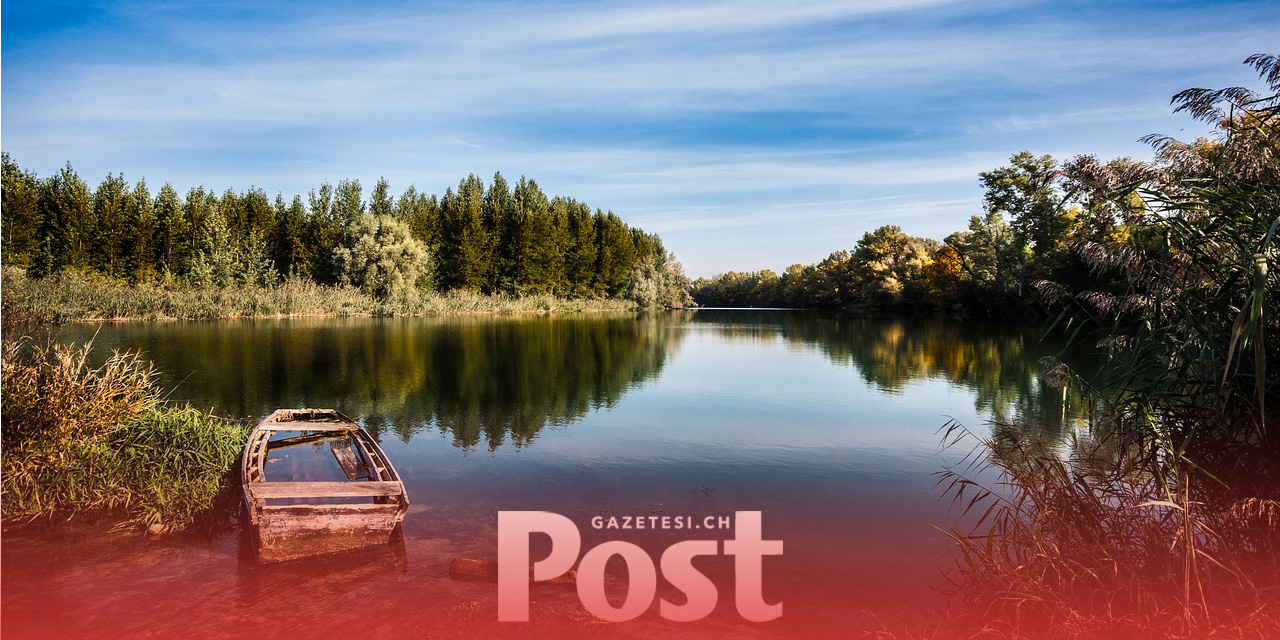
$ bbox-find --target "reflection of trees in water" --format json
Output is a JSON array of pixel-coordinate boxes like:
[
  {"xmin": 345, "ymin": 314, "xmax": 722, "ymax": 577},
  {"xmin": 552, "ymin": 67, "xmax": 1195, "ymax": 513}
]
[
  {"xmin": 75, "ymin": 315, "xmax": 683, "ymax": 450},
  {"xmin": 691, "ymin": 310, "xmax": 1095, "ymax": 439},
  {"xmin": 61, "ymin": 310, "xmax": 1087, "ymax": 448}
]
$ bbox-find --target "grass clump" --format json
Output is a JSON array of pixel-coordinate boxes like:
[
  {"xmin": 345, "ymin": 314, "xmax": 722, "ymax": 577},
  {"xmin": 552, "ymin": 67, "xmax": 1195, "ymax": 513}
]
[{"xmin": 1, "ymin": 338, "xmax": 247, "ymax": 530}]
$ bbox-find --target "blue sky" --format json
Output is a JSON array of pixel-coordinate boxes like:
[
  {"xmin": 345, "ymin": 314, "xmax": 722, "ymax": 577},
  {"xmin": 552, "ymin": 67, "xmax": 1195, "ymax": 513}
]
[{"xmin": 3, "ymin": 1, "xmax": 1277, "ymax": 277}]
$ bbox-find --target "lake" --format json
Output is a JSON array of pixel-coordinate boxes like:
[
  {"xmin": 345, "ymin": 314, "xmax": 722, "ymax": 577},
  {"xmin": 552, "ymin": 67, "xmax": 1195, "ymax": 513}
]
[{"xmin": 1, "ymin": 310, "xmax": 1087, "ymax": 639}]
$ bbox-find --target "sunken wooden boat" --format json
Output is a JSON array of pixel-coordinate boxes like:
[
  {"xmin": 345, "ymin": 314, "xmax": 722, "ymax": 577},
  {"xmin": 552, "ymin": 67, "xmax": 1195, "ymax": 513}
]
[{"xmin": 240, "ymin": 409, "xmax": 409, "ymax": 563}]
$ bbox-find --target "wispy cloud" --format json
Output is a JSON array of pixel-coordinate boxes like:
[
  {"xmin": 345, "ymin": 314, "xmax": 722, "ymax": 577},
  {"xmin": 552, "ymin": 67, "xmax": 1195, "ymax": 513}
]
[{"xmin": 3, "ymin": 0, "xmax": 1277, "ymax": 275}]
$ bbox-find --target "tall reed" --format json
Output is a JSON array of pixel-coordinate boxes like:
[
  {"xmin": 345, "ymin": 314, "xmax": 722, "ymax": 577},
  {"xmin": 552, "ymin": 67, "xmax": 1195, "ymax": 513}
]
[
  {"xmin": 934, "ymin": 421, "xmax": 1280, "ymax": 638},
  {"xmin": 1, "ymin": 266, "xmax": 635, "ymax": 326}
]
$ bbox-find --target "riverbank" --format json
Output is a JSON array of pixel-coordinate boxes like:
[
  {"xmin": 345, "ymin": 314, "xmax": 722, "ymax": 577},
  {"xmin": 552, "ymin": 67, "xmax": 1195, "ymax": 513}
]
[
  {"xmin": 0, "ymin": 338, "xmax": 246, "ymax": 531},
  {"xmin": 1, "ymin": 266, "xmax": 637, "ymax": 325}
]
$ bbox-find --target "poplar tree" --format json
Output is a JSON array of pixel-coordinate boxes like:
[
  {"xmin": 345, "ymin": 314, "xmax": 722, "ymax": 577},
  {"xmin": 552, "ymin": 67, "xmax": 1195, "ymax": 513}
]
[
  {"xmin": 34, "ymin": 164, "xmax": 93, "ymax": 276},
  {"xmin": 561, "ymin": 200, "xmax": 598, "ymax": 298},
  {"xmin": 1, "ymin": 153, "xmax": 41, "ymax": 268},
  {"xmin": 441, "ymin": 174, "xmax": 488, "ymax": 291},
  {"xmin": 511, "ymin": 176, "xmax": 552, "ymax": 294},
  {"xmin": 152, "ymin": 183, "xmax": 186, "ymax": 280},
  {"xmin": 272, "ymin": 194, "xmax": 312, "ymax": 277},
  {"xmin": 182, "ymin": 187, "xmax": 215, "ymax": 275},
  {"xmin": 485, "ymin": 173, "xmax": 514, "ymax": 292},
  {"xmin": 370, "ymin": 177, "xmax": 393, "ymax": 218},
  {"xmin": 394, "ymin": 185, "xmax": 439, "ymax": 253},
  {"xmin": 120, "ymin": 179, "xmax": 155, "ymax": 282},
  {"xmin": 333, "ymin": 179, "xmax": 364, "ymax": 243},
  {"xmin": 594, "ymin": 211, "xmax": 636, "ymax": 296},
  {"xmin": 91, "ymin": 174, "xmax": 128, "ymax": 277}
]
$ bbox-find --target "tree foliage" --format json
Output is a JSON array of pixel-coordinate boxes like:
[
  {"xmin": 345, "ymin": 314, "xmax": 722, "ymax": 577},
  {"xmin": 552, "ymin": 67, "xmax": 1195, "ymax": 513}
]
[
  {"xmin": 1, "ymin": 166, "xmax": 683, "ymax": 307},
  {"xmin": 334, "ymin": 213, "xmax": 428, "ymax": 301}
]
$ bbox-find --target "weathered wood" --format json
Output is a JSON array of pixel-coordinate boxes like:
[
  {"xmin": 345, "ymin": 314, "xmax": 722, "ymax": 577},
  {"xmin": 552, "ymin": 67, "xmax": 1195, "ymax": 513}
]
[
  {"xmin": 247, "ymin": 480, "xmax": 402, "ymax": 498},
  {"xmin": 260, "ymin": 511, "xmax": 401, "ymax": 533},
  {"xmin": 330, "ymin": 445, "xmax": 367, "ymax": 481},
  {"xmin": 256, "ymin": 529, "xmax": 397, "ymax": 563},
  {"xmin": 267, "ymin": 431, "xmax": 343, "ymax": 450},
  {"xmin": 259, "ymin": 422, "xmax": 358, "ymax": 432},
  {"xmin": 242, "ymin": 409, "xmax": 410, "ymax": 563},
  {"xmin": 449, "ymin": 558, "xmax": 577, "ymax": 586},
  {"xmin": 261, "ymin": 504, "xmax": 403, "ymax": 516}
]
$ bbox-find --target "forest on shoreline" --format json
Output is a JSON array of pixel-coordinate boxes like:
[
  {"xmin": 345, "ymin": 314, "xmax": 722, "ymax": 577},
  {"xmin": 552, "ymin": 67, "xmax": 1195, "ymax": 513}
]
[
  {"xmin": 691, "ymin": 148, "xmax": 1154, "ymax": 318},
  {"xmin": 0, "ymin": 160, "xmax": 693, "ymax": 312}
]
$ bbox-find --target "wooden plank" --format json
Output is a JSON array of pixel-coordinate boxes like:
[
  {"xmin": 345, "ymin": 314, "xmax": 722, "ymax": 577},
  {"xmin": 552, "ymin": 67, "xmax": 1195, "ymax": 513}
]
[
  {"xmin": 247, "ymin": 480, "xmax": 403, "ymax": 499},
  {"xmin": 267, "ymin": 431, "xmax": 347, "ymax": 451},
  {"xmin": 259, "ymin": 422, "xmax": 357, "ymax": 432},
  {"xmin": 253, "ymin": 431, "xmax": 269, "ymax": 484},
  {"xmin": 261, "ymin": 504, "xmax": 402, "ymax": 515},
  {"xmin": 260, "ymin": 514, "xmax": 401, "ymax": 531},
  {"xmin": 331, "ymin": 445, "xmax": 368, "ymax": 481}
]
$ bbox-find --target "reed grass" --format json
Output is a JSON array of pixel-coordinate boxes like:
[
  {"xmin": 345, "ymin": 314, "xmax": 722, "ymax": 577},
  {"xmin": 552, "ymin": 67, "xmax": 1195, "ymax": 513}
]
[
  {"xmin": 1, "ymin": 266, "xmax": 635, "ymax": 325},
  {"xmin": 932, "ymin": 420, "xmax": 1280, "ymax": 639},
  {"xmin": 1, "ymin": 337, "xmax": 247, "ymax": 530}
]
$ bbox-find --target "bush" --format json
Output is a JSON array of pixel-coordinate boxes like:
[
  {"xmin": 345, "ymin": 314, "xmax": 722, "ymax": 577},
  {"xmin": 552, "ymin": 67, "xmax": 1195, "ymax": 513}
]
[{"xmin": 334, "ymin": 213, "xmax": 429, "ymax": 301}]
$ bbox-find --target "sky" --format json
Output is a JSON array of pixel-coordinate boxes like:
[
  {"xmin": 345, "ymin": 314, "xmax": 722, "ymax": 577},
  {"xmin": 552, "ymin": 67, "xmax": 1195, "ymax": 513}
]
[{"xmin": 2, "ymin": 1, "xmax": 1277, "ymax": 277}]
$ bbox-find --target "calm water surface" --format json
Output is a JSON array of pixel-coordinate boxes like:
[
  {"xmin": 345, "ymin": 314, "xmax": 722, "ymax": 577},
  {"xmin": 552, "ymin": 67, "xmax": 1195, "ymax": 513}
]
[{"xmin": 1, "ymin": 310, "xmax": 1086, "ymax": 639}]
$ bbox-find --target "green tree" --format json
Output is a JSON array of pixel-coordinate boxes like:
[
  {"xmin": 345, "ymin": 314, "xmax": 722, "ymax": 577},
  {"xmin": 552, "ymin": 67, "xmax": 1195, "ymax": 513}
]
[
  {"xmin": 440, "ymin": 174, "xmax": 489, "ymax": 291},
  {"xmin": 91, "ymin": 174, "xmax": 128, "ymax": 277},
  {"xmin": 181, "ymin": 188, "xmax": 217, "ymax": 275},
  {"xmin": 512, "ymin": 177, "xmax": 562, "ymax": 295},
  {"xmin": 394, "ymin": 185, "xmax": 439, "ymax": 250},
  {"xmin": 849, "ymin": 225, "xmax": 932, "ymax": 308},
  {"xmin": 1, "ymin": 153, "xmax": 42, "ymax": 268},
  {"xmin": 334, "ymin": 179, "xmax": 364, "ymax": 245},
  {"xmin": 307, "ymin": 181, "xmax": 340, "ymax": 283},
  {"xmin": 120, "ymin": 179, "xmax": 155, "ymax": 282},
  {"xmin": 486, "ymin": 173, "xmax": 516, "ymax": 292},
  {"xmin": 369, "ymin": 177, "xmax": 393, "ymax": 219},
  {"xmin": 594, "ymin": 211, "xmax": 637, "ymax": 296},
  {"xmin": 980, "ymin": 152, "xmax": 1077, "ymax": 286},
  {"xmin": 271, "ymin": 194, "xmax": 313, "ymax": 277},
  {"xmin": 187, "ymin": 204, "xmax": 236, "ymax": 287},
  {"xmin": 33, "ymin": 163, "xmax": 93, "ymax": 276},
  {"xmin": 561, "ymin": 200, "xmax": 599, "ymax": 297},
  {"xmin": 152, "ymin": 183, "xmax": 187, "ymax": 280}
]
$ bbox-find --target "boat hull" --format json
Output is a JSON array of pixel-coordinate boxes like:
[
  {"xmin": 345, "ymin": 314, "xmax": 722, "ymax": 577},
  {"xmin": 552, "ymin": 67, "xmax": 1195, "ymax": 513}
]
[{"xmin": 240, "ymin": 409, "xmax": 409, "ymax": 563}]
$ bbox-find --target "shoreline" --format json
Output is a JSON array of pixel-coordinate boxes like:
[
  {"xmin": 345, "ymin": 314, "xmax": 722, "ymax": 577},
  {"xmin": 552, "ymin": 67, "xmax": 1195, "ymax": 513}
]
[
  {"xmin": 18, "ymin": 306, "xmax": 645, "ymax": 325},
  {"xmin": 1, "ymin": 266, "xmax": 641, "ymax": 326}
]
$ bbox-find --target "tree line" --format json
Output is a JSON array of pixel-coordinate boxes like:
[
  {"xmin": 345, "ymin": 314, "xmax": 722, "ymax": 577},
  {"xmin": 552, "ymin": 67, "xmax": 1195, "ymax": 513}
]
[
  {"xmin": 691, "ymin": 149, "xmax": 1153, "ymax": 318},
  {"xmin": 0, "ymin": 156, "xmax": 693, "ymax": 307}
]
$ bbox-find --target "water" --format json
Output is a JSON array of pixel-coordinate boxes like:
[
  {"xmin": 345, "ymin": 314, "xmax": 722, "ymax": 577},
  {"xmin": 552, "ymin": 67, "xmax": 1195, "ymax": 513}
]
[{"xmin": 1, "ymin": 310, "xmax": 1087, "ymax": 639}]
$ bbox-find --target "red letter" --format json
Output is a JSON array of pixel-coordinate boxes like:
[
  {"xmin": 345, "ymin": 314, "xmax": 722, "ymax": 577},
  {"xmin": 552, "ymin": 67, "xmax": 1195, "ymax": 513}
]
[
  {"xmin": 497, "ymin": 511, "xmax": 580, "ymax": 621},
  {"xmin": 659, "ymin": 540, "xmax": 719, "ymax": 621},
  {"xmin": 723, "ymin": 511, "xmax": 782, "ymax": 621},
  {"xmin": 576, "ymin": 541, "xmax": 657, "ymax": 622}
]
